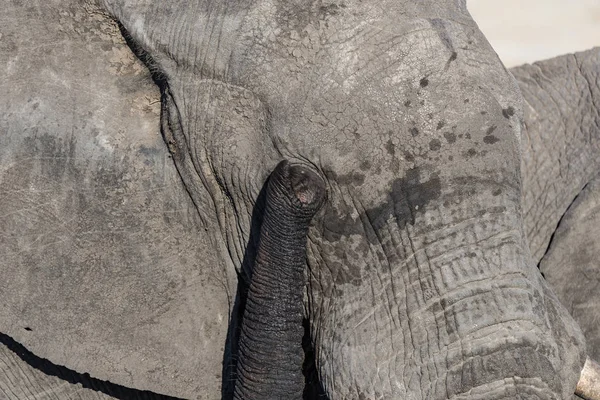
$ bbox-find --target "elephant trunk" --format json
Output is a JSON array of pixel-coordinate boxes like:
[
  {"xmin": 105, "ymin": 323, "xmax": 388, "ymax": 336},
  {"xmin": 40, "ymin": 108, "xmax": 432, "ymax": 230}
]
[
  {"xmin": 577, "ymin": 358, "xmax": 600, "ymax": 400},
  {"xmin": 234, "ymin": 160, "xmax": 326, "ymax": 400}
]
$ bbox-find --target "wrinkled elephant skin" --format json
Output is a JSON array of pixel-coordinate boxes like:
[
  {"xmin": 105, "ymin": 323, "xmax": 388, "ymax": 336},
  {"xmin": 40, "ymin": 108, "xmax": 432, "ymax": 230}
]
[{"xmin": 1, "ymin": 0, "xmax": 598, "ymax": 399}]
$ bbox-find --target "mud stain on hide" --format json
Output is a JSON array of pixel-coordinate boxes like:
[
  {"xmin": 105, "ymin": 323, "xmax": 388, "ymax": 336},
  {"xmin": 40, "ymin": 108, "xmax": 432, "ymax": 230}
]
[
  {"xmin": 323, "ymin": 168, "xmax": 365, "ymax": 187},
  {"xmin": 483, "ymin": 135, "xmax": 500, "ymax": 144},
  {"xmin": 359, "ymin": 159, "xmax": 371, "ymax": 171},
  {"xmin": 322, "ymin": 169, "xmax": 442, "ymax": 245},
  {"xmin": 429, "ymin": 18, "xmax": 456, "ymax": 54},
  {"xmin": 443, "ymin": 131, "xmax": 457, "ymax": 144},
  {"xmin": 483, "ymin": 125, "xmax": 500, "ymax": 144},
  {"xmin": 502, "ymin": 106, "xmax": 515, "ymax": 119},
  {"xmin": 366, "ymin": 169, "xmax": 441, "ymax": 231},
  {"xmin": 429, "ymin": 139, "xmax": 442, "ymax": 151},
  {"xmin": 384, "ymin": 139, "xmax": 395, "ymax": 156},
  {"xmin": 485, "ymin": 125, "xmax": 497, "ymax": 135}
]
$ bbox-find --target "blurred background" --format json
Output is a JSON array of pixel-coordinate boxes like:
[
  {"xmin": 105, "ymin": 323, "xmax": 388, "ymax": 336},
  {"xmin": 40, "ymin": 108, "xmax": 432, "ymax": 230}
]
[{"xmin": 468, "ymin": 0, "xmax": 600, "ymax": 67}]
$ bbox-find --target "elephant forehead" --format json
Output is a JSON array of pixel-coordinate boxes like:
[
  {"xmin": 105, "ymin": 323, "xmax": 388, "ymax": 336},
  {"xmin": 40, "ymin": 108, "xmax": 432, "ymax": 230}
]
[
  {"xmin": 231, "ymin": 0, "xmax": 512, "ymax": 103},
  {"xmin": 226, "ymin": 1, "xmax": 523, "ymax": 205},
  {"xmin": 234, "ymin": 4, "xmax": 458, "ymax": 90}
]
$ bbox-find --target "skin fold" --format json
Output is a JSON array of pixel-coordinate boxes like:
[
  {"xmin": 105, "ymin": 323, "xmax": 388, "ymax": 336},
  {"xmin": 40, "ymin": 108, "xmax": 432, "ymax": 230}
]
[{"xmin": 0, "ymin": 0, "xmax": 599, "ymax": 399}]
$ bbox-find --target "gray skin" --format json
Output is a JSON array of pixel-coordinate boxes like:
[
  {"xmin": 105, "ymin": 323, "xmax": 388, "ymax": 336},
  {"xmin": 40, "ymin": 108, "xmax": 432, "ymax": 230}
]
[{"xmin": 0, "ymin": 0, "xmax": 599, "ymax": 399}]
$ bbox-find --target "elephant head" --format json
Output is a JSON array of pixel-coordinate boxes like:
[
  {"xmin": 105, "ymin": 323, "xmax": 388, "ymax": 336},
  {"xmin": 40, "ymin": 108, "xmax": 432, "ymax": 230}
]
[{"xmin": 1, "ymin": 0, "xmax": 600, "ymax": 399}]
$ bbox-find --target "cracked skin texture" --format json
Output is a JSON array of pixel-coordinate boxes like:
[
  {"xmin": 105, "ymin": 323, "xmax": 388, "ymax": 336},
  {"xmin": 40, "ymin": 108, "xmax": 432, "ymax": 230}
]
[{"xmin": 0, "ymin": 0, "xmax": 598, "ymax": 399}]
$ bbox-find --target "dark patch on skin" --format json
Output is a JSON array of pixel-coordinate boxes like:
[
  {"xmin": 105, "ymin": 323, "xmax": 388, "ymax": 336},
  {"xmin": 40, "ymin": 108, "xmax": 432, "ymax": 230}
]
[
  {"xmin": 476, "ymin": 206, "xmax": 507, "ymax": 216},
  {"xmin": 403, "ymin": 151, "xmax": 415, "ymax": 163},
  {"xmin": 428, "ymin": 18, "xmax": 456, "ymax": 54},
  {"xmin": 404, "ymin": 100, "xmax": 411, "ymax": 107},
  {"xmin": 443, "ymin": 132, "xmax": 456, "ymax": 144},
  {"xmin": 365, "ymin": 168, "xmax": 442, "ymax": 232},
  {"xmin": 359, "ymin": 159, "xmax": 371, "ymax": 171},
  {"xmin": 448, "ymin": 155, "xmax": 453, "ymax": 161},
  {"xmin": 321, "ymin": 205, "xmax": 362, "ymax": 243},
  {"xmin": 465, "ymin": 148, "xmax": 477, "ymax": 158},
  {"xmin": 385, "ymin": 139, "xmax": 395, "ymax": 156},
  {"xmin": 480, "ymin": 111, "xmax": 487, "ymax": 115},
  {"xmin": 321, "ymin": 170, "xmax": 441, "ymax": 245},
  {"xmin": 420, "ymin": 77, "xmax": 429, "ymax": 87},
  {"xmin": 443, "ymin": 51, "xmax": 458, "ymax": 70},
  {"xmin": 449, "ymin": 176, "xmax": 516, "ymax": 200},
  {"xmin": 390, "ymin": 159, "xmax": 400, "ymax": 174},
  {"xmin": 323, "ymin": 167, "xmax": 365, "ymax": 187},
  {"xmin": 429, "ymin": 139, "xmax": 441, "ymax": 151},
  {"xmin": 483, "ymin": 135, "xmax": 500, "ymax": 144},
  {"xmin": 410, "ymin": 127, "xmax": 419, "ymax": 137},
  {"xmin": 319, "ymin": 3, "xmax": 339, "ymax": 16},
  {"xmin": 464, "ymin": 99, "xmax": 470, "ymax": 103},
  {"xmin": 343, "ymin": 172, "xmax": 365, "ymax": 186},
  {"xmin": 137, "ymin": 145, "xmax": 161, "ymax": 157},
  {"xmin": 486, "ymin": 125, "xmax": 497, "ymax": 135},
  {"xmin": 502, "ymin": 106, "xmax": 515, "ymax": 119},
  {"xmin": 465, "ymin": 133, "xmax": 471, "ymax": 139},
  {"xmin": 320, "ymin": 240, "xmax": 366, "ymax": 286},
  {"xmin": 437, "ymin": 120, "xmax": 446, "ymax": 130}
]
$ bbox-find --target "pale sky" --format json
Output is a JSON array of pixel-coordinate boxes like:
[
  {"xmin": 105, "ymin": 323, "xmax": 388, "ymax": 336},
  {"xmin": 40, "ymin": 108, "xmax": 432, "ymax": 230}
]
[{"xmin": 468, "ymin": 0, "xmax": 600, "ymax": 67}]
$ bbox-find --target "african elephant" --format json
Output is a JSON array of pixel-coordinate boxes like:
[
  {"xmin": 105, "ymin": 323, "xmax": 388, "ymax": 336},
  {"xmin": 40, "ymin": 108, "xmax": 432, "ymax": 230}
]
[{"xmin": 1, "ymin": 0, "xmax": 600, "ymax": 399}]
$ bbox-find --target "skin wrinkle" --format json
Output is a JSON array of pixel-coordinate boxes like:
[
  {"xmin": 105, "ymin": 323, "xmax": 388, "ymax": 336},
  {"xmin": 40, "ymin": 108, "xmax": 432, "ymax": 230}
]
[{"xmin": 373, "ymin": 225, "xmax": 521, "ymax": 298}]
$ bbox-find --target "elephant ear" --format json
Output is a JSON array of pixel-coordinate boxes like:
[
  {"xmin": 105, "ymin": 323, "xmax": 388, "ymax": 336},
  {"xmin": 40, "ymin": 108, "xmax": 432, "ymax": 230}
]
[
  {"xmin": 0, "ymin": 1, "xmax": 234, "ymax": 398},
  {"xmin": 538, "ymin": 177, "xmax": 600, "ymax": 363},
  {"xmin": 510, "ymin": 47, "xmax": 600, "ymax": 263},
  {"xmin": 510, "ymin": 48, "xmax": 600, "ymax": 362}
]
